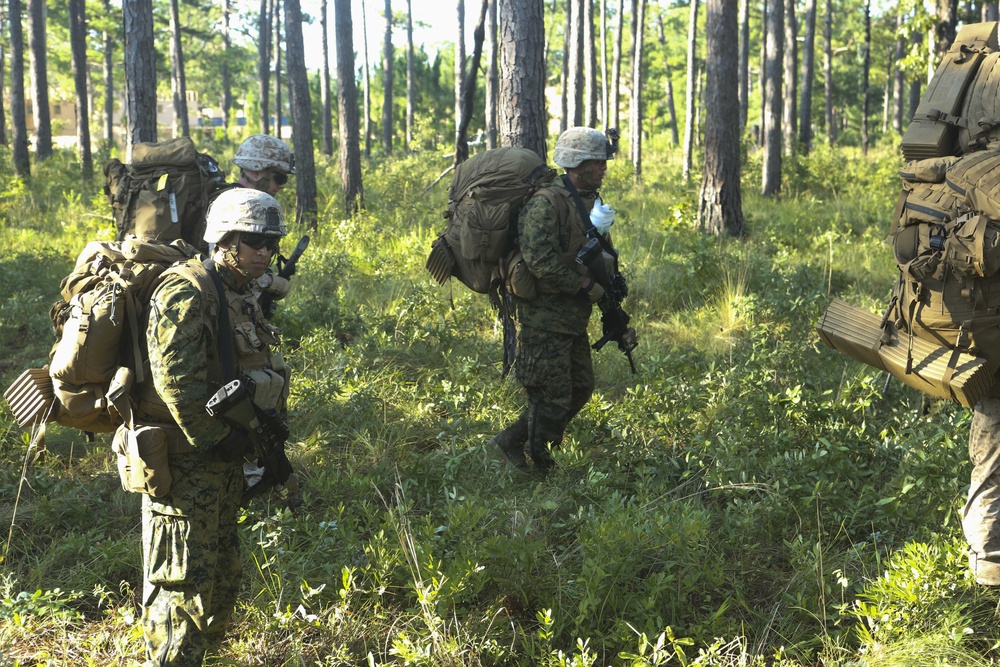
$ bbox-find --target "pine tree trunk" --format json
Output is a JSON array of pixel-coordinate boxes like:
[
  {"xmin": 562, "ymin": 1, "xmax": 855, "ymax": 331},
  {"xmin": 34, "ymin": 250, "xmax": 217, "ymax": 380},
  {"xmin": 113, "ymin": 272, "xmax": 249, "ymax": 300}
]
[
  {"xmin": 560, "ymin": 0, "xmax": 570, "ymax": 133},
  {"xmin": 781, "ymin": 0, "xmax": 796, "ymax": 154},
  {"xmin": 860, "ymin": 0, "xmax": 870, "ymax": 155},
  {"xmin": 682, "ymin": 0, "xmax": 699, "ymax": 180},
  {"xmin": 123, "ymin": 0, "xmax": 157, "ymax": 148},
  {"xmin": 485, "ymin": 0, "xmax": 498, "ymax": 148},
  {"xmin": 738, "ymin": 0, "xmax": 749, "ymax": 134},
  {"xmin": 361, "ymin": 0, "xmax": 372, "ymax": 156},
  {"xmin": 169, "ymin": 0, "xmax": 190, "ymax": 138},
  {"xmin": 761, "ymin": 0, "xmax": 783, "ymax": 196},
  {"xmin": 798, "ymin": 0, "xmax": 815, "ymax": 151},
  {"xmin": 455, "ymin": 0, "xmax": 489, "ymax": 166},
  {"xmin": 629, "ymin": 0, "xmax": 646, "ymax": 177},
  {"xmin": 222, "ymin": 0, "xmax": 232, "ymax": 129},
  {"xmin": 600, "ymin": 0, "xmax": 608, "ymax": 128},
  {"xmin": 984, "ymin": 3, "xmax": 999, "ymax": 21},
  {"xmin": 10, "ymin": 0, "xmax": 28, "ymax": 174},
  {"xmin": 0, "ymin": 4, "xmax": 7, "ymax": 146},
  {"xmin": 27, "ymin": 0, "xmax": 51, "ymax": 159},
  {"xmin": 823, "ymin": 0, "xmax": 833, "ymax": 146},
  {"xmin": 382, "ymin": 0, "xmax": 394, "ymax": 154},
  {"xmin": 610, "ymin": 0, "xmax": 624, "ymax": 130},
  {"xmin": 258, "ymin": 0, "xmax": 270, "ymax": 135},
  {"xmin": 699, "ymin": 0, "xmax": 744, "ymax": 236},
  {"xmin": 284, "ymin": 0, "xmax": 318, "ymax": 226},
  {"xmin": 656, "ymin": 15, "xmax": 679, "ymax": 146},
  {"xmin": 335, "ymin": 0, "xmax": 364, "ymax": 212},
  {"xmin": 585, "ymin": 0, "xmax": 597, "ymax": 127},
  {"xmin": 497, "ymin": 0, "xmax": 547, "ymax": 158},
  {"xmin": 406, "ymin": 0, "xmax": 416, "ymax": 149},
  {"xmin": 892, "ymin": 11, "xmax": 904, "ymax": 133},
  {"xmin": 69, "ymin": 0, "xmax": 92, "ymax": 177},
  {"xmin": 274, "ymin": 0, "xmax": 282, "ymax": 138},
  {"xmin": 456, "ymin": 0, "xmax": 466, "ymax": 146},
  {"xmin": 567, "ymin": 0, "xmax": 584, "ymax": 128},
  {"xmin": 321, "ymin": 0, "xmax": 333, "ymax": 155},
  {"xmin": 101, "ymin": 0, "xmax": 114, "ymax": 146},
  {"xmin": 935, "ymin": 0, "xmax": 956, "ymax": 62}
]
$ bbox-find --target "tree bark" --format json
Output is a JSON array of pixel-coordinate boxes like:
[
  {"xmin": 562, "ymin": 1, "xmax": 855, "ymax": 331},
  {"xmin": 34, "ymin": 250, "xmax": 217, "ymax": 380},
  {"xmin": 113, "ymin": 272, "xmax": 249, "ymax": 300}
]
[
  {"xmin": 361, "ymin": 0, "xmax": 372, "ymax": 156},
  {"xmin": 738, "ymin": 0, "xmax": 749, "ymax": 134},
  {"xmin": 600, "ymin": 0, "xmax": 608, "ymax": 127},
  {"xmin": 761, "ymin": 0, "xmax": 783, "ymax": 197},
  {"xmin": 406, "ymin": 0, "xmax": 416, "ymax": 149},
  {"xmin": 0, "ymin": 4, "xmax": 7, "ymax": 146},
  {"xmin": 798, "ymin": 0, "xmax": 815, "ymax": 151},
  {"xmin": 860, "ymin": 0, "xmax": 870, "ymax": 155},
  {"xmin": 320, "ymin": 0, "xmax": 333, "ymax": 155},
  {"xmin": 497, "ymin": 0, "xmax": 547, "ymax": 158},
  {"xmin": 274, "ymin": 0, "xmax": 282, "ymax": 138},
  {"xmin": 124, "ymin": 0, "xmax": 157, "ymax": 149},
  {"xmin": 485, "ymin": 0, "xmax": 499, "ymax": 148},
  {"xmin": 934, "ymin": 0, "xmax": 956, "ymax": 63},
  {"xmin": 682, "ymin": 0, "xmax": 699, "ymax": 180},
  {"xmin": 908, "ymin": 29, "xmax": 922, "ymax": 124},
  {"xmin": 222, "ymin": 0, "xmax": 232, "ymax": 129},
  {"xmin": 258, "ymin": 0, "xmax": 271, "ymax": 134},
  {"xmin": 568, "ymin": 0, "xmax": 584, "ymax": 127},
  {"xmin": 823, "ymin": 0, "xmax": 833, "ymax": 145},
  {"xmin": 629, "ymin": 0, "xmax": 646, "ymax": 176},
  {"xmin": 456, "ymin": 0, "xmax": 466, "ymax": 146},
  {"xmin": 892, "ymin": 11, "xmax": 904, "ymax": 133},
  {"xmin": 560, "ymin": 0, "xmax": 570, "ymax": 132},
  {"xmin": 985, "ymin": 3, "xmax": 999, "ymax": 21},
  {"xmin": 610, "ymin": 0, "xmax": 624, "ymax": 130},
  {"xmin": 284, "ymin": 0, "xmax": 318, "ymax": 226},
  {"xmin": 455, "ymin": 0, "xmax": 489, "ymax": 165},
  {"xmin": 69, "ymin": 0, "xmax": 92, "ymax": 177},
  {"xmin": 27, "ymin": 0, "xmax": 51, "ymax": 159},
  {"xmin": 9, "ymin": 0, "xmax": 28, "ymax": 175},
  {"xmin": 382, "ymin": 0, "xmax": 394, "ymax": 154},
  {"xmin": 585, "ymin": 0, "xmax": 597, "ymax": 127},
  {"xmin": 168, "ymin": 0, "xmax": 190, "ymax": 138},
  {"xmin": 102, "ymin": 0, "xmax": 114, "ymax": 146},
  {"xmin": 781, "ymin": 0, "xmax": 796, "ymax": 154},
  {"xmin": 335, "ymin": 0, "xmax": 364, "ymax": 213},
  {"xmin": 699, "ymin": 0, "xmax": 744, "ymax": 237}
]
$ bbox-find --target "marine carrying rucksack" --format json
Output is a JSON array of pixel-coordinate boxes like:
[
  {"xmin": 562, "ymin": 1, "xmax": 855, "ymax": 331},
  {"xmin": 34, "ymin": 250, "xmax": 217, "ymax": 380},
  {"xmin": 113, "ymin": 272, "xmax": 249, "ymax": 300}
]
[
  {"xmin": 425, "ymin": 147, "xmax": 556, "ymax": 294},
  {"xmin": 818, "ymin": 148, "xmax": 1000, "ymax": 407},
  {"xmin": 104, "ymin": 137, "xmax": 228, "ymax": 249},
  {"xmin": 46, "ymin": 238, "xmax": 198, "ymax": 432}
]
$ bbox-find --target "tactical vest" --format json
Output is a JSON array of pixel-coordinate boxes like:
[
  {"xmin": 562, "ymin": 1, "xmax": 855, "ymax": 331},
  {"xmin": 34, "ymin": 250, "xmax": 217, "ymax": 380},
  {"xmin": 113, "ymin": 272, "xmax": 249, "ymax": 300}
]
[
  {"xmin": 530, "ymin": 181, "xmax": 593, "ymax": 293},
  {"xmin": 136, "ymin": 260, "xmax": 289, "ymax": 429}
]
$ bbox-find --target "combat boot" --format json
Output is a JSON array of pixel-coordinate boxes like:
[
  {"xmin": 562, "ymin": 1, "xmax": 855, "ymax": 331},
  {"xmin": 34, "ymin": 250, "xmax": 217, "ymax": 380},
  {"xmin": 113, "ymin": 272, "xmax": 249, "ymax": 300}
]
[{"xmin": 489, "ymin": 427, "xmax": 529, "ymax": 471}]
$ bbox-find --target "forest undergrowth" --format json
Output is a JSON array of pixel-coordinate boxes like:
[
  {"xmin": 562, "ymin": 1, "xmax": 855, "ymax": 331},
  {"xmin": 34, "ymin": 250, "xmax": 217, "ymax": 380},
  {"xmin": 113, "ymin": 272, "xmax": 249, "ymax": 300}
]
[{"xmin": 1, "ymin": 139, "xmax": 997, "ymax": 666}]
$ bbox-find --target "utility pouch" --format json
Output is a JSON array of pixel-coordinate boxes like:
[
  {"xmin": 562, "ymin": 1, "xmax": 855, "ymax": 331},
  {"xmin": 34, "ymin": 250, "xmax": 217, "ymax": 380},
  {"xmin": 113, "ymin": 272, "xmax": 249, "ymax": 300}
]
[
  {"xmin": 945, "ymin": 214, "xmax": 1000, "ymax": 277},
  {"xmin": 502, "ymin": 250, "xmax": 538, "ymax": 301},
  {"xmin": 112, "ymin": 424, "xmax": 172, "ymax": 497},
  {"xmin": 243, "ymin": 369, "xmax": 285, "ymax": 411}
]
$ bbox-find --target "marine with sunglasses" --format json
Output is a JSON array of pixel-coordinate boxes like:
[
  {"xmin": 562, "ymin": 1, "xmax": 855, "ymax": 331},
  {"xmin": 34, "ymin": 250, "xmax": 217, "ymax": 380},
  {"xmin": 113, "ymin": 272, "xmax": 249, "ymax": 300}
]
[
  {"xmin": 231, "ymin": 134, "xmax": 296, "ymax": 307},
  {"xmin": 137, "ymin": 188, "xmax": 292, "ymax": 665}
]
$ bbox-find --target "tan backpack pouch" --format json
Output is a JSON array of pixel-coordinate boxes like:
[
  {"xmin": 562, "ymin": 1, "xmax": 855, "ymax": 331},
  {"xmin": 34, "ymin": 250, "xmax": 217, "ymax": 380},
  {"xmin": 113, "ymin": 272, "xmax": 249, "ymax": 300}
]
[{"xmin": 112, "ymin": 423, "xmax": 173, "ymax": 497}]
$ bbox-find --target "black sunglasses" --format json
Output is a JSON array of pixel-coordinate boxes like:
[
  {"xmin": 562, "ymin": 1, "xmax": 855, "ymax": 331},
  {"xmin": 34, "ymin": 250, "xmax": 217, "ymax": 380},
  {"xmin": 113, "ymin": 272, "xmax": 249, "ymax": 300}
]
[
  {"xmin": 241, "ymin": 233, "xmax": 280, "ymax": 252},
  {"xmin": 271, "ymin": 170, "xmax": 289, "ymax": 186}
]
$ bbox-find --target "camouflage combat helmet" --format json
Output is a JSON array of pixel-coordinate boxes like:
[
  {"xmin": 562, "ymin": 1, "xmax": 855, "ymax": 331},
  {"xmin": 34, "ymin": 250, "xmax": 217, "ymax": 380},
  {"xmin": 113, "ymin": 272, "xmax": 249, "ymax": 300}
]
[
  {"xmin": 553, "ymin": 127, "xmax": 615, "ymax": 169},
  {"xmin": 233, "ymin": 134, "xmax": 295, "ymax": 174},
  {"xmin": 204, "ymin": 188, "xmax": 287, "ymax": 244}
]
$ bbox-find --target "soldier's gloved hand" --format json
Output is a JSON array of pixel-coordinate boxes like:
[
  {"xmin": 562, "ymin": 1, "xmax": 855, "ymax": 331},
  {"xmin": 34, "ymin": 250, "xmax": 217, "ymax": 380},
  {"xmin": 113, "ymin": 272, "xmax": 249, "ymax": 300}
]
[
  {"xmin": 264, "ymin": 444, "xmax": 294, "ymax": 484},
  {"xmin": 255, "ymin": 270, "xmax": 291, "ymax": 300},
  {"xmin": 211, "ymin": 427, "xmax": 251, "ymax": 462},
  {"xmin": 578, "ymin": 277, "xmax": 605, "ymax": 304}
]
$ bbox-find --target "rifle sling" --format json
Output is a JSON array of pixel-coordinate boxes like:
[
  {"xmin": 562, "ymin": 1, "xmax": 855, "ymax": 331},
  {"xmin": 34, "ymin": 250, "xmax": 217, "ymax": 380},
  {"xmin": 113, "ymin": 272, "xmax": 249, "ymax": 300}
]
[
  {"xmin": 204, "ymin": 259, "xmax": 237, "ymax": 383},
  {"xmin": 561, "ymin": 174, "xmax": 618, "ymax": 262}
]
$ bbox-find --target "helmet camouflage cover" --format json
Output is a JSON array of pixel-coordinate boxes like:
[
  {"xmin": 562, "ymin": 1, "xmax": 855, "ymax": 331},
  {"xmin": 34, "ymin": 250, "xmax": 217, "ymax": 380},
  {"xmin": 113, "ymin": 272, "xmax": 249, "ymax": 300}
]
[
  {"xmin": 204, "ymin": 188, "xmax": 287, "ymax": 244},
  {"xmin": 233, "ymin": 134, "xmax": 295, "ymax": 173},
  {"xmin": 553, "ymin": 127, "xmax": 615, "ymax": 168}
]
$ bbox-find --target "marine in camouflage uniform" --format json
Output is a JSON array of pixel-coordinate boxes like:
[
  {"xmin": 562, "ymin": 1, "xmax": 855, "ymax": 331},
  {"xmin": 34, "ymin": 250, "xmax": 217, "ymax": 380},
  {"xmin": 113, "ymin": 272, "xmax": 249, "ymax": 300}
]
[
  {"xmin": 490, "ymin": 127, "xmax": 617, "ymax": 473},
  {"xmin": 964, "ymin": 396, "xmax": 1000, "ymax": 585},
  {"xmin": 137, "ymin": 188, "xmax": 290, "ymax": 666}
]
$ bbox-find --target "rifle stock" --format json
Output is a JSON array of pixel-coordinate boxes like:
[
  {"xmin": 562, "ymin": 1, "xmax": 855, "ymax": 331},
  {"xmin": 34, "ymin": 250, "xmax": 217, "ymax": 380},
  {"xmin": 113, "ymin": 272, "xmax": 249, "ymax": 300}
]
[{"xmin": 576, "ymin": 237, "xmax": 638, "ymax": 374}]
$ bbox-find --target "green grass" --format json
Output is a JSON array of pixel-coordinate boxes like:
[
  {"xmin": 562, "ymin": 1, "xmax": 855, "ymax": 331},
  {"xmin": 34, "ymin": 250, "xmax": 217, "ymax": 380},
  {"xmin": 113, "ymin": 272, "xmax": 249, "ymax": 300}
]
[{"xmin": 0, "ymin": 141, "xmax": 993, "ymax": 666}]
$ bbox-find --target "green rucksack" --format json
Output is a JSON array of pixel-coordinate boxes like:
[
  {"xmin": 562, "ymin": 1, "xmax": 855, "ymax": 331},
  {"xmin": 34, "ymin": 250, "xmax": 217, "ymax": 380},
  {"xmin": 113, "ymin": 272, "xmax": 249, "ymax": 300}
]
[
  {"xmin": 426, "ymin": 147, "xmax": 556, "ymax": 294},
  {"xmin": 104, "ymin": 137, "xmax": 229, "ymax": 249}
]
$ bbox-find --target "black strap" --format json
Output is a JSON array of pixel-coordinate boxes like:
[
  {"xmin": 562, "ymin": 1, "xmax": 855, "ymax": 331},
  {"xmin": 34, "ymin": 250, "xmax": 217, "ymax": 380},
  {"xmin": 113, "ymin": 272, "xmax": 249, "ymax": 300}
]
[
  {"xmin": 204, "ymin": 259, "xmax": 236, "ymax": 383},
  {"xmin": 561, "ymin": 174, "xmax": 618, "ymax": 260}
]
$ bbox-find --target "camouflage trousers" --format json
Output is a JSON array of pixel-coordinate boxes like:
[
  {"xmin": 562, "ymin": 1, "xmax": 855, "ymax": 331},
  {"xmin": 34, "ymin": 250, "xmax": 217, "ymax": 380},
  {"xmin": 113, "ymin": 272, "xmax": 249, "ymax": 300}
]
[
  {"xmin": 964, "ymin": 395, "xmax": 1000, "ymax": 585},
  {"xmin": 499, "ymin": 325, "xmax": 595, "ymax": 468},
  {"xmin": 142, "ymin": 452, "xmax": 244, "ymax": 666}
]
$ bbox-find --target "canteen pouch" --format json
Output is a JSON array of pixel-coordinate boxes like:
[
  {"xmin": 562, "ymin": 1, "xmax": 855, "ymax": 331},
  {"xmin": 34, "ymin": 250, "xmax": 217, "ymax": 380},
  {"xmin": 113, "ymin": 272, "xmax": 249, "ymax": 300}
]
[
  {"xmin": 502, "ymin": 250, "xmax": 538, "ymax": 301},
  {"xmin": 112, "ymin": 424, "xmax": 172, "ymax": 497},
  {"xmin": 243, "ymin": 368, "xmax": 285, "ymax": 411}
]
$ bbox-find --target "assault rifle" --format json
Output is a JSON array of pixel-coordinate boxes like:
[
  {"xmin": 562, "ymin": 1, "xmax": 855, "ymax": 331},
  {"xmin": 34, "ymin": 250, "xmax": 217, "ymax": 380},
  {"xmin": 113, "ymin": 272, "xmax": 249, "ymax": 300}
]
[
  {"xmin": 206, "ymin": 379, "xmax": 292, "ymax": 506},
  {"xmin": 577, "ymin": 237, "xmax": 638, "ymax": 374},
  {"xmin": 260, "ymin": 234, "xmax": 310, "ymax": 320}
]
